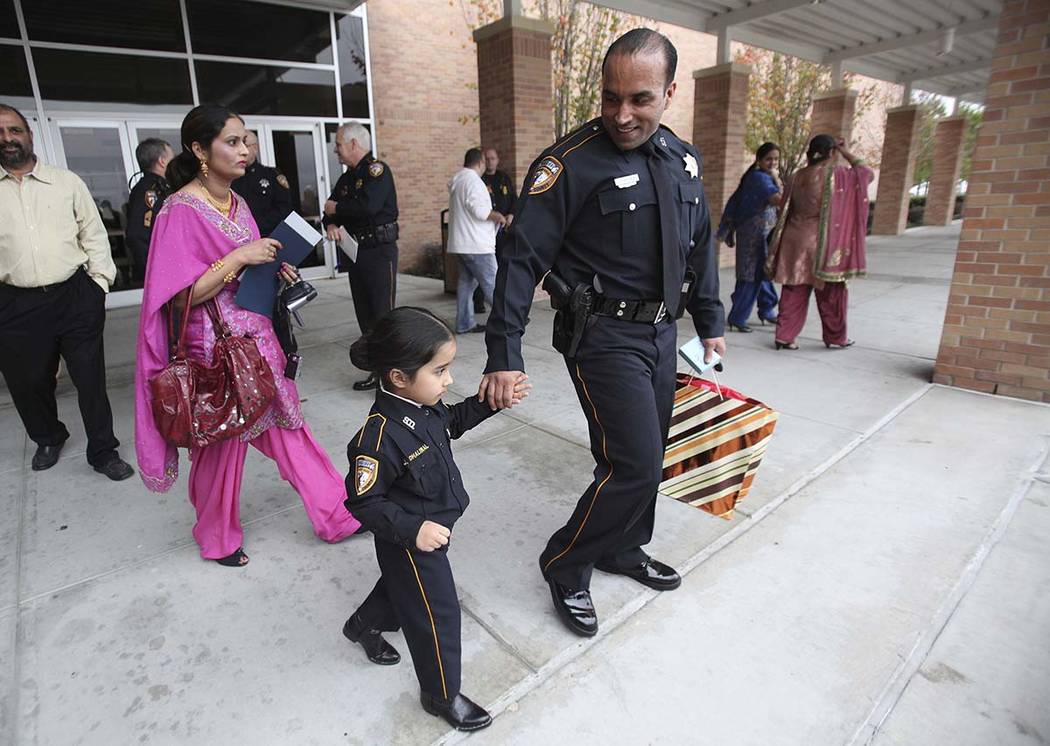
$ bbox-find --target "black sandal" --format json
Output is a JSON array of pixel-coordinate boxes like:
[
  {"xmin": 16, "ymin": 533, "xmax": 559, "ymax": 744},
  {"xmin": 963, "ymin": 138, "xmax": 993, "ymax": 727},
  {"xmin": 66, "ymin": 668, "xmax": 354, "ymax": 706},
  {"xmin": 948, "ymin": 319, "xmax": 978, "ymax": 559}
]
[
  {"xmin": 775, "ymin": 340, "xmax": 799, "ymax": 350},
  {"xmin": 215, "ymin": 548, "xmax": 249, "ymax": 567}
]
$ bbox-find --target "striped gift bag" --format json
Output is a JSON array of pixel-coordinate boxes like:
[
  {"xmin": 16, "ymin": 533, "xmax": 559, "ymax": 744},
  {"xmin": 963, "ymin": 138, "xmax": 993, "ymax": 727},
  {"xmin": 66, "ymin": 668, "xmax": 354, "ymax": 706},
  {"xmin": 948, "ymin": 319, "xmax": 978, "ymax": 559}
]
[{"xmin": 660, "ymin": 374, "xmax": 778, "ymax": 519}]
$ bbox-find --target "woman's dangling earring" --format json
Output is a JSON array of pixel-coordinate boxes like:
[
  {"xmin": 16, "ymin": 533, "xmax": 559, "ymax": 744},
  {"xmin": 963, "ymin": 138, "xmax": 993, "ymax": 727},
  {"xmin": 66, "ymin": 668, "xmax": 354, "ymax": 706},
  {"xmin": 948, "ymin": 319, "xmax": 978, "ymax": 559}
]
[{"xmin": 199, "ymin": 159, "xmax": 209, "ymax": 178}]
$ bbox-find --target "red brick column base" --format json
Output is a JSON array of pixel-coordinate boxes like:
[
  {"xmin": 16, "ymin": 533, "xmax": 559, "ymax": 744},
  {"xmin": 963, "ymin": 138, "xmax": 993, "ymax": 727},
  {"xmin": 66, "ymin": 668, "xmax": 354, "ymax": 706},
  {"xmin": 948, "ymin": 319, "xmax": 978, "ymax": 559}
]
[
  {"xmin": 474, "ymin": 16, "xmax": 554, "ymax": 189},
  {"xmin": 923, "ymin": 116, "xmax": 967, "ymax": 226},
  {"xmin": 872, "ymin": 105, "xmax": 922, "ymax": 235},
  {"xmin": 692, "ymin": 62, "xmax": 751, "ymax": 267},
  {"xmin": 933, "ymin": 0, "xmax": 1050, "ymax": 403},
  {"xmin": 810, "ymin": 88, "xmax": 858, "ymax": 144}
]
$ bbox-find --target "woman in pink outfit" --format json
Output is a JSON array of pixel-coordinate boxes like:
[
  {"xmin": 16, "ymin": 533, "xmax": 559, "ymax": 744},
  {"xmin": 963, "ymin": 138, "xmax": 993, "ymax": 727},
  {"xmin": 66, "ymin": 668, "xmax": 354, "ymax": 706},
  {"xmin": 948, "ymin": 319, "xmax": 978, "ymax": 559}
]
[
  {"xmin": 134, "ymin": 104, "xmax": 359, "ymax": 566},
  {"xmin": 766, "ymin": 134, "xmax": 873, "ymax": 350}
]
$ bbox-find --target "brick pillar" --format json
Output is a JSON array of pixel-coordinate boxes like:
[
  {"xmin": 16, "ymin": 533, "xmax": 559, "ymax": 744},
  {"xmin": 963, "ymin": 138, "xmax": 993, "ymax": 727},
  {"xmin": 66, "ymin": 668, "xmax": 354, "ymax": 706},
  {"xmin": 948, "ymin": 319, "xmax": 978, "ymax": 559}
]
[
  {"xmin": 473, "ymin": 16, "xmax": 554, "ymax": 188},
  {"xmin": 692, "ymin": 62, "xmax": 751, "ymax": 265},
  {"xmin": 871, "ymin": 105, "xmax": 922, "ymax": 235},
  {"xmin": 809, "ymin": 88, "xmax": 858, "ymax": 143},
  {"xmin": 933, "ymin": 0, "xmax": 1050, "ymax": 403},
  {"xmin": 923, "ymin": 116, "xmax": 968, "ymax": 226}
]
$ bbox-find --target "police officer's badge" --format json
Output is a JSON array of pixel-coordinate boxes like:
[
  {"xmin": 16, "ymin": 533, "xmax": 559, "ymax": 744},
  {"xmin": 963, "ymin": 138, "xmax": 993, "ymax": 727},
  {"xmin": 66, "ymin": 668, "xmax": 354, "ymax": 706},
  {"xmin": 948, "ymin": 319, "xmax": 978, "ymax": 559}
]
[
  {"xmin": 355, "ymin": 455, "xmax": 379, "ymax": 495},
  {"xmin": 528, "ymin": 156, "xmax": 563, "ymax": 195},
  {"xmin": 259, "ymin": 178, "xmax": 271, "ymax": 190},
  {"xmin": 368, "ymin": 162, "xmax": 385, "ymax": 178},
  {"xmin": 683, "ymin": 153, "xmax": 699, "ymax": 179},
  {"xmin": 355, "ymin": 179, "xmax": 363, "ymax": 189},
  {"xmin": 501, "ymin": 185, "xmax": 508, "ymax": 195},
  {"xmin": 144, "ymin": 190, "xmax": 158, "ymax": 208},
  {"xmin": 276, "ymin": 173, "xmax": 289, "ymax": 189}
]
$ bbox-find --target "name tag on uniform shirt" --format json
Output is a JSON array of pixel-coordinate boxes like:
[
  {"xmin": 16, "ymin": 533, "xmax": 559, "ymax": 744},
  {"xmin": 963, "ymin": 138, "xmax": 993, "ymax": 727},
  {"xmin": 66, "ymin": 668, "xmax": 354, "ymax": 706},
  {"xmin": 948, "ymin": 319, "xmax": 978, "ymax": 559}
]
[{"xmin": 614, "ymin": 174, "xmax": 640, "ymax": 189}]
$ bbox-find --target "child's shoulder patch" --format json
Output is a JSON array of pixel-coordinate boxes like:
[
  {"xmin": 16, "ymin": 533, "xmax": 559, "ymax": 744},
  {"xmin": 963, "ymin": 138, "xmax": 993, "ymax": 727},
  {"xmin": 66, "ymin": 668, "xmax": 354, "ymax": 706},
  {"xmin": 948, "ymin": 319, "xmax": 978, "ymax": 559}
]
[{"xmin": 354, "ymin": 455, "xmax": 379, "ymax": 495}]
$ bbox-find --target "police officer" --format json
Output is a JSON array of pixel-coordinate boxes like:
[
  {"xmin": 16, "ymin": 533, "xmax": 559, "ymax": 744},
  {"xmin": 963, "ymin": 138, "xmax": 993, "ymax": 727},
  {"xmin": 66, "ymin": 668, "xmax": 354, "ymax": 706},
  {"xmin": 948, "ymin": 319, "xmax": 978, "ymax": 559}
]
[
  {"xmin": 232, "ymin": 131, "xmax": 292, "ymax": 236},
  {"xmin": 479, "ymin": 29, "xmax": 727, "ymax": 637},
  {"xmin": 323, "ymin": 122, "xmax": 399, "ymax": 391},
  {"xmin": 475, "ymin": 147, "xmax": 518, "ymax": 313},
  {"xmin": 125, "ymin": 138, "xmax": 172, "ymax": 282}
]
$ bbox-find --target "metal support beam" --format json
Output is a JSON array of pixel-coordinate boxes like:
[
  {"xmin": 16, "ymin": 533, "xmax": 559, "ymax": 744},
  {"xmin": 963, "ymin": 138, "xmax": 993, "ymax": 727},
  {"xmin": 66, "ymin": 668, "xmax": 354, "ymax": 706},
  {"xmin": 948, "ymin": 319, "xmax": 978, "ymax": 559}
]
[
  {"xmin": 824, "ymin": 15, "xmax": 998, "ymax": 63},
  {"xmin": 899, "ymin": 57, "xmax": 994, "ymax": 84},
  {"xmin": 503, "ymin": 0, "xmax": 522, "ymax": 16},
  {"xmin": 716, "ymin": 26, "xmax": 732, "ymax": 65},
  {"xmin": 901, "ymin": 82, "xmax": 912, "ymax": 106},
  {"xmin": 703, "ymin": 0, "xmax": 816, "ymax": 32},
  {"xmin": 829, "ymin": 60, "xmax": 843, "ymax": 88}
]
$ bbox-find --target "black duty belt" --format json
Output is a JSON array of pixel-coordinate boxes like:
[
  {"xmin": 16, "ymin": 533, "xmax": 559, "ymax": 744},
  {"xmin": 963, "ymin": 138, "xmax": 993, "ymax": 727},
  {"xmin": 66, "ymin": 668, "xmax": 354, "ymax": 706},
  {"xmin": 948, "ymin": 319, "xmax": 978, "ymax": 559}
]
[
  {"xmin": 354, "ymin": 221, "xmax": 399, "ymax": 247},
  {"xmin": 592, "ymin": 296, "xmax": 669, "ymax": 324}
]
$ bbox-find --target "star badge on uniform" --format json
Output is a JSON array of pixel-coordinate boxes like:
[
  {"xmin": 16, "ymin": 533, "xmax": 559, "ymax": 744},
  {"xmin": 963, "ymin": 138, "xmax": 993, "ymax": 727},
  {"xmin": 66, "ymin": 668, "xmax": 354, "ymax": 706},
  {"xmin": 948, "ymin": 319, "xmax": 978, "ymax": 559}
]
[
  {"xmin": 259, "ymin": 177, "xmax": 271, "ymax": 189},
  {"xmin": 683, "ymin": 153, "xmax": 699, "ymax": 179},
  {"xmin": 355, "ymin": 455, "xmax": 379, "ymax": 495},
  {"xmin": 276, "ymin": 173, "xmax": 290, "ymax": 189},
  {"xmin": 369, "ymin": 162, "xmax": 385, "ymax": 178},
  {"xmin": 528, "ymin": 156, "xmax": 563, "ymax": 195}
]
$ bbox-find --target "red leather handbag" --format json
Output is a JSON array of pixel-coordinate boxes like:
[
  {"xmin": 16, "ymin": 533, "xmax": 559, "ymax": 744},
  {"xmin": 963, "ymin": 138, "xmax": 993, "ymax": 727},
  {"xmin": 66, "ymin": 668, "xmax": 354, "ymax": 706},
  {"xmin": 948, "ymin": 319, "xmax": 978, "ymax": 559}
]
[{"xmin": 149, "ymin": 285, "xmax": 277, "ymax": 448}]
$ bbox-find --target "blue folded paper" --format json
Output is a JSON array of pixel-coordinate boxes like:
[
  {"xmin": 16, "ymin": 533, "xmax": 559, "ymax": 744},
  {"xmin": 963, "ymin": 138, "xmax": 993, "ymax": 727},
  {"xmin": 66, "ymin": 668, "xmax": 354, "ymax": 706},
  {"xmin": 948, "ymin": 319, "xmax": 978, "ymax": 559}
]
[{"xmin": 234, "ymin": 212, "xmax": 322, "ymax": 318}]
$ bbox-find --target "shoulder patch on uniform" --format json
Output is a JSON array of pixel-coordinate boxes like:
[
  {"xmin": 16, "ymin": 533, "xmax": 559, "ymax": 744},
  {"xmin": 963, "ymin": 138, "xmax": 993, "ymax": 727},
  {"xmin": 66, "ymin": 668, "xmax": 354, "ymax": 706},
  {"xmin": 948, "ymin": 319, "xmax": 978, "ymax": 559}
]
[
  {"xmin": 144, "ymin": 190, "xmax": 158, "ymax": 208},
  {"xmin": 368, "ymin": 162, "xmax": 385, "ymax": 178},
  {"xmin": 354, "ymin": 455, "xmax": 379, "ymax": 495},
  {"xmin": 276, "ymin": 173, "xmax": 289, "ymax": 189},
  {"xmin": 528, "ymin": 156, "xmax": 564, "ymax": 195}
]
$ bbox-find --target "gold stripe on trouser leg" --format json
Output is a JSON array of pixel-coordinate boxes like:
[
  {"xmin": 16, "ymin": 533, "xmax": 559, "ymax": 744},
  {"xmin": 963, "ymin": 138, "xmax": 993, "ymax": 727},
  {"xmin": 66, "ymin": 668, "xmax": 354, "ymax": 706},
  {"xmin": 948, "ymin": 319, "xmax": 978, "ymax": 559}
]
[{"xmin": 405, "ymin": 549, "xmax": 448, "ymax": 699}]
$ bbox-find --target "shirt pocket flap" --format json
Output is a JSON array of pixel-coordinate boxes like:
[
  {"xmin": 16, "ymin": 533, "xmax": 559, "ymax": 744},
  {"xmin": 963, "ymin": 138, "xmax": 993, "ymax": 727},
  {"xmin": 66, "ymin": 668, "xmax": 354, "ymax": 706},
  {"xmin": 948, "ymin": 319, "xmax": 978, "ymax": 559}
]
[
  {"xmin": 598, "ymin": 189, "xmax": 655, "ymax": 216},
  {"xmin": 678, "ymin": 182, "xmax": 703, "ymax": 205}
]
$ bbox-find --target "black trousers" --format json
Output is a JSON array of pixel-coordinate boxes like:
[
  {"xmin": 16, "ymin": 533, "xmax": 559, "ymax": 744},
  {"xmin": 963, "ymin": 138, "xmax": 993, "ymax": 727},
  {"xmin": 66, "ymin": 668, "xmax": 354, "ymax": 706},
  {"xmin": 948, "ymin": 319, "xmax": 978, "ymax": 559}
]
[
  {"xmin": 348, "ymin": 241, "xmax": 398, "ymax": 335},
  {"xmin": 355, "ymin": 536, "xmax": 462, "ymax": 701},
  {"xmin": 539, "ymin": 315, "xmax": 678, "ymax": 590},
  {"xmin": 0, "ymin": 269, "xmax": 119, "ymax": 465}
]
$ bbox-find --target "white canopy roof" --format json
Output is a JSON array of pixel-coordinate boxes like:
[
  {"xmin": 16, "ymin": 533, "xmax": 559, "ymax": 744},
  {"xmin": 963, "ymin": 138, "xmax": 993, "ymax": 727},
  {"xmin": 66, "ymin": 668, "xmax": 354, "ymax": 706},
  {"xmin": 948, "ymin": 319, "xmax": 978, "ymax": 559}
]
[{"xmin": 587, "ymin": 0, "xmax": 999, "ymax": 103}]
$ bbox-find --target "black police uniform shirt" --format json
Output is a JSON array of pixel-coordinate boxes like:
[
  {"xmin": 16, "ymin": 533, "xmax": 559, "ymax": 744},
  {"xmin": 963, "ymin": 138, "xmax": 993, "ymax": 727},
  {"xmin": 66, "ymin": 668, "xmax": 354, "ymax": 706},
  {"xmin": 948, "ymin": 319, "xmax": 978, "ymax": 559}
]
[
  {"xmin": 346, "ymin": 387, "xmax": 496, "ymax": 547},
  {"xmin": 481, "ymin": 169, "xmax": 517, "ymax": 216},
  {"xmin": 485, "ymin": 118, "xmax": 725, "ymax": 373},
  {"xmin": 231, "ymin": 161, "xmax": 293, "ymax": 236},
  {"xmin": 323, "ymin": 153, "xmax": 399, "ymax": 270},
  {"xmin": 125, "ymin": 172, "xmax": 169, "ymax": 274}
]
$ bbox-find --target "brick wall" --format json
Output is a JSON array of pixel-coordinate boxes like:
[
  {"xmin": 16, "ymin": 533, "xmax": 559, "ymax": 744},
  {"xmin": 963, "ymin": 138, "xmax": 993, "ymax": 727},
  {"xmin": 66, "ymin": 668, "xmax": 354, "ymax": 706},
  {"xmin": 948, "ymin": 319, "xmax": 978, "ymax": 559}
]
[
  {"xmin": 365, "ymin": 0, "xmax": 482, "ymax": 272},
  {"xmin": 810, "ymin": 89, "xmax": 858, "ymax": 144},
  {"xmin": 693, "ymin": 63, "xmax": 751, "ymax": 265},
  {"xmin": 932, "ymin": 0, "xmax": 1050, "ymax": 403},
  {"xmin": 923, "ymin": 116, "xmax": 967, "ymax": 226},
  {"xmin": 871, "ymin": 105, "xmax": 921, "ymax": 235}
]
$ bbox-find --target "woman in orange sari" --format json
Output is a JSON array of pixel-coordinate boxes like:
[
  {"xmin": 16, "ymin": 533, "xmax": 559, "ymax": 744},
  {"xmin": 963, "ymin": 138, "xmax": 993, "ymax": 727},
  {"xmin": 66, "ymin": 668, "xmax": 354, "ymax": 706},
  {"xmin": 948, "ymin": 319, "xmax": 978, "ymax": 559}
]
[{"xmin": 766, "ymin": 135, "xmax": 872, "ymax": 350}]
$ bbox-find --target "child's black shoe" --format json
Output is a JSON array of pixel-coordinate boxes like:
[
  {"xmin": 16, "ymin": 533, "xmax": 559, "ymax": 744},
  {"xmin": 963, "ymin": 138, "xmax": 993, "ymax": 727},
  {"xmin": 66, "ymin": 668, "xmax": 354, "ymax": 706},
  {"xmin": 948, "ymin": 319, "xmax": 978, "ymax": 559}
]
[
  {"xmin": 342, "ymin": 613, "xmax": 401, "ymax": 665},
  {"xmin": 420, "ymin": 691, "xmax": 492, "ymax": 731}
]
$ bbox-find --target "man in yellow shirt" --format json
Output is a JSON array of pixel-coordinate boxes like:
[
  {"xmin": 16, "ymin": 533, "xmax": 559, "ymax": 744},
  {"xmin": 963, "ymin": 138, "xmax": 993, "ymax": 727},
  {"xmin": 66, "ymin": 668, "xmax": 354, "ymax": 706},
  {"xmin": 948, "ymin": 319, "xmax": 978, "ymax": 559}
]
[{"xmin": 0, "ymin": 104, "xmax": 133, "ymax": 480}]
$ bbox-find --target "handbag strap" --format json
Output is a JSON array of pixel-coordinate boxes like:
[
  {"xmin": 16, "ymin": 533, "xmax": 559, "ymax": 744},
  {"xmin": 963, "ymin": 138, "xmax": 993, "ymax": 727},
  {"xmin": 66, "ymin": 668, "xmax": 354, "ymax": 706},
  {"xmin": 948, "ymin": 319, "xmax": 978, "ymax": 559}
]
[
  {"xmin": 168, "ymin": 283, "xmax": 196, "ymax": 359},
  {"xmin": 203, "ymin": 297, "xmax": 231, "ymax": 338}
]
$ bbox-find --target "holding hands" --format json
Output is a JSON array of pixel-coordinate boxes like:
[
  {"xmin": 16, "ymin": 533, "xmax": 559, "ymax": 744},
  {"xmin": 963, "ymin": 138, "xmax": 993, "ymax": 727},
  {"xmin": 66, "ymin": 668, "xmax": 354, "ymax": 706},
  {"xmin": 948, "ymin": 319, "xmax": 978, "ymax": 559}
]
[{"xmin": 479, "ymin": 371, "xmax": 530, "ymax": 410}]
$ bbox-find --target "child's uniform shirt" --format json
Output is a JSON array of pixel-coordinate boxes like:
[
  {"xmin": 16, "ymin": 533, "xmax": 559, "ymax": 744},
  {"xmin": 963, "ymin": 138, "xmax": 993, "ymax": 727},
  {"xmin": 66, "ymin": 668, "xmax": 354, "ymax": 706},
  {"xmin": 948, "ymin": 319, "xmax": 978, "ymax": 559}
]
[{"xmin": 345, "ymin": 387, "xmax": 497, "ymax": 547}]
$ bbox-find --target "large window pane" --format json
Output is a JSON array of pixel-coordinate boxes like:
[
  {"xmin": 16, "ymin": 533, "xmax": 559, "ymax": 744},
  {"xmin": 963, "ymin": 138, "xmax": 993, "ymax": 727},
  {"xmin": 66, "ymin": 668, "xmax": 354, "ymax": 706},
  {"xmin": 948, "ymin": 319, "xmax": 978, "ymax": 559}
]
[
  {"xmin": 23, "ymin": 0, "xmax": 185, "ymax": 52},
  {"xmin": 187, "ymin": 0, "xmax": 331, "ymax": 63},
  {"xmin": 0, "ymin": 45, "xmax": 32, "ymax": 98},
  {"xmin": 195, "ymin": 61, "xmax": 336, "ymax": 117},
  {"xmin": 335, "ymin": 15, "xmax": 369, "ymax": 118},
  {"xmin": 34, "ymin": 49, "xmax": 193, "ymax": 109},
  {"xmin": 0, "ymin": 0, "xmax": 19, "ymax": 39}
]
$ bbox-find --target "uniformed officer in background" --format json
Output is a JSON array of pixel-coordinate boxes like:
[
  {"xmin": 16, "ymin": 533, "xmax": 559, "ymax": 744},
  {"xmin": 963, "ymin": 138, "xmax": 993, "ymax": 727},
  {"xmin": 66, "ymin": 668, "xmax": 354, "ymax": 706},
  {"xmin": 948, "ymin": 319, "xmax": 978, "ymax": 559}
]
[
  {"xmin": 232, "ymin": 131, "xmax": 292, "ymax": 236},
  {"xmin": 479, "ymin": 29, "xmax": 726, "ymax": 637},
  {"xmin": 474, "ymin": 147, "xmax": 518, "ymax": 314},
  {"xmin": 125, "ymin": 138, "xmax": 172, "ymax": 282},
  {"xmin": 323, "ymin": 121, "xmax": 399, "ymax": 391}
]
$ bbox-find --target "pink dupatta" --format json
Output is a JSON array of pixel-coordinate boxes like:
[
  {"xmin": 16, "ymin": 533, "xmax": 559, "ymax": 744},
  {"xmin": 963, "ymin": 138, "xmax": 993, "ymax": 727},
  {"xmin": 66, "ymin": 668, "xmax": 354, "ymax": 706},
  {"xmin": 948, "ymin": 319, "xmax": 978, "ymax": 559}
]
[{"xmin": 134, "ymin": 192, "xmax": 258, "ymax": 492}]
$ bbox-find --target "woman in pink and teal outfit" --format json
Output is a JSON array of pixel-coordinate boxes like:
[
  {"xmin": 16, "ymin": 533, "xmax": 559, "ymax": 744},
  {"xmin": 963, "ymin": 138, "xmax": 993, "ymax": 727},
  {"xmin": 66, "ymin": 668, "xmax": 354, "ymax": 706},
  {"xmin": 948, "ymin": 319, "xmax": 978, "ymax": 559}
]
[
  {"xmin": 766, "ymin": 135, "xmax": 873, "ymax": 350},
  {"xmin": 134, "ymin": 104, "xmax": 359, "ymax": 566}
]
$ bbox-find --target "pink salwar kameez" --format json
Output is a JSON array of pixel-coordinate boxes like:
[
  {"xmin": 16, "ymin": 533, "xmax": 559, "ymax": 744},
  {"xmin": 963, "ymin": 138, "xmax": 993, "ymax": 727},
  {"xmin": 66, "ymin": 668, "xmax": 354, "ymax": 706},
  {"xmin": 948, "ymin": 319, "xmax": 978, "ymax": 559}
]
[
  {"xmin": 766, "ymin": 160, "xmax": 873, "ymax": 346},
  {"xmin": 134, "ymin": 191, "xmax": 359, "ymax": 559}
]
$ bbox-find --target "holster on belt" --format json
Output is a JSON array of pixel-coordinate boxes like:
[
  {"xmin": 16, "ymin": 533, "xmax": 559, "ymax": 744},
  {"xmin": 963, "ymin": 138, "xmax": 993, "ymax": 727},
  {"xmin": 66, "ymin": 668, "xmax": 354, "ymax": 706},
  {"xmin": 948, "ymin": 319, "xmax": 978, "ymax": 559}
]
[{"xmin": 543, "ymin": 270, "xmax": 593, "ymax": 358}]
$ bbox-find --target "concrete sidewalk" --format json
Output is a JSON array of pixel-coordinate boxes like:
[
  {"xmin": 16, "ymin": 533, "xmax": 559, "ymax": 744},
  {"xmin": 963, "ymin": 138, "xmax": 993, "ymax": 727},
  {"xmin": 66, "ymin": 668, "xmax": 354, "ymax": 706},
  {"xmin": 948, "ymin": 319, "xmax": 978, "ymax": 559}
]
[{"xmin": 2, "ymin": 223, "xmax": 1048, "ymax": 745}]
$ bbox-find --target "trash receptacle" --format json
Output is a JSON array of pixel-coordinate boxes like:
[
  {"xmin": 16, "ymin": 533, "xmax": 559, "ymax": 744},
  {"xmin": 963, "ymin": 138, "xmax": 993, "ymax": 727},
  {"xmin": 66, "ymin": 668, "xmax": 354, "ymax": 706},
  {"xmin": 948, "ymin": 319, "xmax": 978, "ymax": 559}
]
[{"xmin": 441, "ymin": 208, "xmax": 457, "ymax": 294}]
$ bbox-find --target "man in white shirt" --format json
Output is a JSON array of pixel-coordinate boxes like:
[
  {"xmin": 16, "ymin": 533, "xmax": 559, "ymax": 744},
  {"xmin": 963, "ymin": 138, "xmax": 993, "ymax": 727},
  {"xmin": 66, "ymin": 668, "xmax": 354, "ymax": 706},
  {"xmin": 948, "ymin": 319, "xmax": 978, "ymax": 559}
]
[{"xmin": 446, "ymin": 148, "xmax": 506, "ymax": 334}]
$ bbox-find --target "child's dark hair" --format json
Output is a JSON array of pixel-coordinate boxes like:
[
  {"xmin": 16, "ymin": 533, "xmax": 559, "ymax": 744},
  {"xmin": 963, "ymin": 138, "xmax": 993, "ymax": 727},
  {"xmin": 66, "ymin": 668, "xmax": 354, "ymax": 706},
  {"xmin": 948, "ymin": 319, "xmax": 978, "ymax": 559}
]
[{"xmin": 349, "ymin": 307, "xmax": 455, "ymax": 385}]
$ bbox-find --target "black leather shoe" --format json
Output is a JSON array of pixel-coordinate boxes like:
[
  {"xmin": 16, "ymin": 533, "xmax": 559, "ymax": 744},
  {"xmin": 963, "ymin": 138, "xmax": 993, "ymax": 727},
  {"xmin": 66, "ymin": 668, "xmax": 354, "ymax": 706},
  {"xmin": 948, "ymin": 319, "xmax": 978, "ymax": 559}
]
[
  {"xmin": 546, "ymin": 578, "xmax": 598, "ymax": 637},
  {"xmin": 353, "ymin": 373, "xmax": 378, "ymax": 391},
  {"xmin": 93, "ymin": 456, "xmax": 135, "ymax": 481},
  {"xmin": 595, "ymin": 558, "xmax": 681, "ymax": 591},
  {"xmin": 342, "ymin": 613, "xmax": 400, "ymax": 665},
  {"xmin": 420, "ymin": 691, "xmax": 492, "ymax": 731},
  {"xmin": 31, "ymin": 443, "xmax": 64, "ymax": 471}
]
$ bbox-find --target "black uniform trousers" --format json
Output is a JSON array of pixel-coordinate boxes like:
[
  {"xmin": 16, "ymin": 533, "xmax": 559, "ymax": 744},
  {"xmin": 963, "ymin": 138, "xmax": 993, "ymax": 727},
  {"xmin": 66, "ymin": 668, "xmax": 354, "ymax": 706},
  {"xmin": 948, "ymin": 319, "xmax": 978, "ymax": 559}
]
[
  {"xmin": 539, "ymin": 315, "xmax": 678, "ymax": 590},
  {"xmin": 355, "ymin": 536, "xmax": 462, "ymax": 701},
  {"xmin": 348, "ymin": 241, "xmax": 398, "ymax": 335},
  {"xmin": 0, "ymin": 269, "xmax": 119, "ymax": 465}
]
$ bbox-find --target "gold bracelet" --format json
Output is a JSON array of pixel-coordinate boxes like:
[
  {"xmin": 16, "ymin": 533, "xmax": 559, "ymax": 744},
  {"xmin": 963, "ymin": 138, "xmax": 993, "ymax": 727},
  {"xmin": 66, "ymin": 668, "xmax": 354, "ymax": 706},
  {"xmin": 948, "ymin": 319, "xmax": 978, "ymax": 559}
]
[
  {"xmin": 223, "ymin": 271, "xmax": 237, "ymax": 284},
  {"xmin": 210, "ymin": 259, "xmax": 225, "ymax": 272}
]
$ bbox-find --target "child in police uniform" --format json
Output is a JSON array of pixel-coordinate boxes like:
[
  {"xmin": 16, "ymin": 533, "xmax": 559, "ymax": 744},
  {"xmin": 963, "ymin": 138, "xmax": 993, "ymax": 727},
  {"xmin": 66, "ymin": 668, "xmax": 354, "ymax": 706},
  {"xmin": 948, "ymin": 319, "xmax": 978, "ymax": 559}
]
[{"xmin": 342, "ymin": 306, "xmax": 529, "ymax": 731}]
